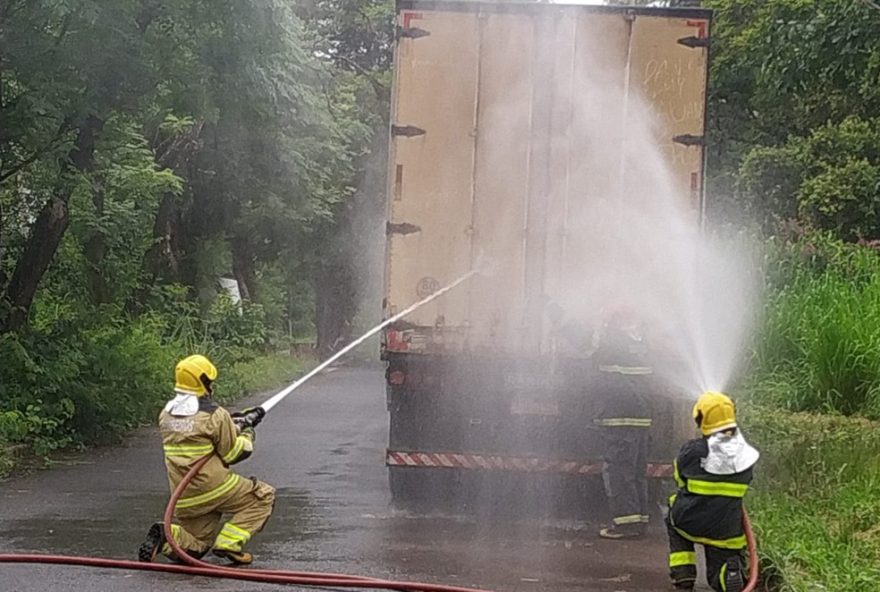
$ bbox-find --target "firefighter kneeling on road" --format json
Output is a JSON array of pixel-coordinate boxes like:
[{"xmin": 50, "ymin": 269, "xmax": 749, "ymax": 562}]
[
  {"xmin": 138, "ymin": 354, "xmax": 275, "ymax": 566},
  {"xmin": 667, "ymin": 391, "xmax": 759, "ymax": 592}
]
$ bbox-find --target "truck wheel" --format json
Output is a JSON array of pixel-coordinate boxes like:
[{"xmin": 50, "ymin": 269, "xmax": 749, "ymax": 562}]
[{"xmin": 389, "ymin": 466, "xmax": 426, "ymax": 510}]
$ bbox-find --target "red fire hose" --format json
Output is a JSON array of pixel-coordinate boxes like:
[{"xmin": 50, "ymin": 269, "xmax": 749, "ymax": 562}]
[
  {"xmin": 0, "ymin": 455, "xmax": 761, "ymax": 590},
  {"xmin": 743, "ymin": 507, "xmax": 760, "ymax": 592}
]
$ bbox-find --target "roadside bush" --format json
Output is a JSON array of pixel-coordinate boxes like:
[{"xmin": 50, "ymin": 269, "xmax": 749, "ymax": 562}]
[
  {"xmin": 228, "ymin": 352, "xmax": 308, "ymax": 396},
  {"xmin": 0, "ymin": 301, "xmax": 307, "ymax": 476},
  {"xmin": 737, "ymin": 116, "xmax": 880, "ymax": 241}
]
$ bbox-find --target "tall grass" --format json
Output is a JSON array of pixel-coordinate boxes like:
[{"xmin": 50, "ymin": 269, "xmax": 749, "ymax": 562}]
[
  {"xmin": 741, "ymin": 406, "xmax": 880, "ymax": 590},
  {"xmin": 751, "ymin": 239, "xmax": 880, "ymax": 417},
  {"xmin": 743, "ymin": 237, "xmax": 880, "ymax": 589}
]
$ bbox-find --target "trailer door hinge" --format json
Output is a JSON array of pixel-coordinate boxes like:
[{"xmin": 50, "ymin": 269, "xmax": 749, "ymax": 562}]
[
  {"xmin": 397, "ymin": 26, "xmax": 430, "ymax": 40},
  {"xmin": 677, "ymin": 35, "xmax": 710, "ymax": 49},
  {"xmin": 673, "ymin": 134, "xmax": 704, "ymax": 147},
  {"xmin": 386, "ymin": 221, "xmax": 421, "ymax": 236},
  {"xmin": 392, "ymin": 124, "xmax": 426, "ymax": 138}
]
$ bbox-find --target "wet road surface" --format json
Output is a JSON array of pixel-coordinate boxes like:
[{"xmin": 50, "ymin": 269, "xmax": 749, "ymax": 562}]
[{"xmin": 1, "ymin": 367, "xmax": 709, "ymax": 591}]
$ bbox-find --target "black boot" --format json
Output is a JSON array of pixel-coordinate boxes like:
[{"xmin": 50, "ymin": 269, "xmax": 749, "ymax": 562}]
[
  {"xmin": 137, "ymin": 522, "xmax": 166, "ymax": 563},
  {"xmin": 137, "ymin": 522, "xmax": 204, "ymax": 563},
  {"xmin": 212, "ymin": 548, "xmax": 254, "ymax": 565},
  {"xmin": 723, "ymin": 556, "xmax": 745, "ymax": 592}
]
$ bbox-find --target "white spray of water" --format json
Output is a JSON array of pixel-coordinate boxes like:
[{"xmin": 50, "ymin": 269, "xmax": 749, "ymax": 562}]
[
  {"xmin": 261, "ymin": 270, "xmax": 477, "ymax": 412},
  {"xmin": 543, "ymin": 19, "xmax": 756, "ymax": 398}
]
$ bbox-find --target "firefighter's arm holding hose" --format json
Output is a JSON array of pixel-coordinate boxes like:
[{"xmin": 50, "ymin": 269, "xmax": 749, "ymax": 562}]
[{"xmin": 212, "ymin": 407, "xmax": 263, "ymax": 466}]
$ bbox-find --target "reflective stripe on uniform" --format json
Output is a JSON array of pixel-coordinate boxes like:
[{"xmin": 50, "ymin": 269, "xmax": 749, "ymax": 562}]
[
  {"xmin": 686, "ymin": 479, "xmax": 749, "ymax": 498},
  {"xmin": 222, "ymin": 435, "xmax": 253, "ymax": 464},
  {"xmin": 720, "ymin": 562, "xmax": 729, "ymax": 591},
  {"xmin": 214, "ymin": 522, "xmax": 252, "ymax": 552},
  {"xmin": 673, "ymin": 526, "xmax": 747, "ymax": 550},
  {"xmin": 598, "ymin": 365, "xmax": 653, "ymax": 375},
  {"xmin": 176, "ymin": 473, "xmax": 240, "ymax": 509},
  {"xmin": 673, "ymin": 458, "xmax": 686, "ymax": 489},
  {"xmin": 161, "ymin": 524, "xmax": 182, "ymax": 556},
  {"xmin": 613, "ymin": 514, "xmax": 644, "ymax": 525},
  {"xmin": 594, "ymin": 418, "xmax": 653, "ymax": 427},
  {"xmin": 163, "ymin": 443, "xmax": 214, "ymax": 457},
  {"xmin": 669, "ymin": 551, "xmax": 697, "ymax": 567}
]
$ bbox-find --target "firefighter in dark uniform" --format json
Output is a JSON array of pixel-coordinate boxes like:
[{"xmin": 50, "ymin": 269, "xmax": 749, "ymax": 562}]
[
  {"xmin": 592, "ymin": 307, "xmax": 653, "ymax": 539},
  {"xmin": 667, "ymin": 391, "xmax": 759, "ymax": 592}
]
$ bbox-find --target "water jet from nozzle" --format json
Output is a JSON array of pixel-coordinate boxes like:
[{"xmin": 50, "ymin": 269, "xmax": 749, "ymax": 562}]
[{"xmin": 259, "ymin": 270, "xmax": 478, "ymax": 413}]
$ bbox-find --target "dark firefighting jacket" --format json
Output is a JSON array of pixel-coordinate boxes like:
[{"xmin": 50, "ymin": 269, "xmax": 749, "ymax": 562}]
[
  {"xmin": 591, "ymin": 328, "xmax": 653, "ymax": 428},
  {"xmin": 669, "ymin": 436, "xmax": 753, "ymax": 549}
]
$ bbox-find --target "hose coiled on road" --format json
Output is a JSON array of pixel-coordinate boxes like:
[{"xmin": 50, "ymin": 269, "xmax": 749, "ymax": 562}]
[{"xmin": 0, "ymin": 455, "xmax": 760, "ymax": 590}]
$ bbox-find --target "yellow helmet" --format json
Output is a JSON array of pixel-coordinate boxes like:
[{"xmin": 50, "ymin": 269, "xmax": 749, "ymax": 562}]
[
  {"xmin": 693, "ymin": 391, "xmax": 737, "ymax": 436},
  {"xmin": 174, "ymin": 354, "xmax": 218, "ymax": 396}
]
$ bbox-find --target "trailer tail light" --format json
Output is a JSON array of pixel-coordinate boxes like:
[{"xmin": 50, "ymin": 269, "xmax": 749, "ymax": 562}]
[
  {"xmin": 385, "ymin": 329, "xmax": 409, "ymax": 352},
  {"xmin": 388, "ymin": 370, "xmax": 406, "ymax": 386}
]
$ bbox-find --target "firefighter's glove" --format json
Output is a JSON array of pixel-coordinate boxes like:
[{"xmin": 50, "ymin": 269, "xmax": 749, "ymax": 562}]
[{"xmin": 232, "ymin": 406, "xmax": 266, "ymax": 430}]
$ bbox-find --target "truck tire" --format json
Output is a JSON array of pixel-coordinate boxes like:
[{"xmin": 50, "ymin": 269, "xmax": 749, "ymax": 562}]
[{"xmin": 389, "ymin": 466, "xmax": 432, "ymax": 510}]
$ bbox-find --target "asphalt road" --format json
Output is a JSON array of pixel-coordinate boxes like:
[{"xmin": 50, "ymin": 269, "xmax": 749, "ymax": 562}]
[{"xmin": 0, "ymin": 366, "xmax": 707, "ymax": 591}]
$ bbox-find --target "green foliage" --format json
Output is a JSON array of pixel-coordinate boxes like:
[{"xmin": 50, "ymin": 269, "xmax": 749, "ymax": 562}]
[
  {"xmin": 228, "ymin": 352, "xmax": 309, "ymax": 396},
  {"xmin": 736, "ymin": 145, "xmax": 807, "ymax": 232},
  {"xmin": 737, "ymin": 117, "xmax": 880, "ymax": 239},
  {"xmin": 751, "ymin": 237, "xmax": 880, "ymax": 417},
  {"xmin": 0, "ymin": 311, "xmax": 308, "ymax": 472},
  {"xmin": 705, "ymin": 0, "xmax": 880, "ymax": 223},
  {"xmin": 0, "ymin": 1, "xmax": 385, "ymax": 475},
  {"xmin": 741, "ymin": 407, "xmax": 880, "ymax": 590},
  {"xmin": 800, "ymin": 157, "xmax": 880, "ymax": 242}
]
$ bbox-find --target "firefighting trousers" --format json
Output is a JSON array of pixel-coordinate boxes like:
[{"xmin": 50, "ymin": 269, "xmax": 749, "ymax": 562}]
[
  {"xmin": 165, "ymin": 477, "xmax": 276, "ymax": 556},
  {"xmin": 601, "ymin": 426, "xmax": 650, "ymax": 532},
  {"xmin": 666, "ymin": 514, "xmax": 745, "ymax": 591}
]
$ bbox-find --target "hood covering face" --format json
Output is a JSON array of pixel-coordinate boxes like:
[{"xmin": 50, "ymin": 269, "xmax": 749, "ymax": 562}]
[
  {"xmin": 164, "ymin": 392, "xmax": 199, "ymax": 417},
  {"xmin": 702, "ymin": 431, "xmax": 760, "ymax": 475}
]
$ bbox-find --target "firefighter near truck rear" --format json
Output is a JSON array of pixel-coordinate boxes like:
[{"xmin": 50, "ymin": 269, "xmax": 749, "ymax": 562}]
[{"xmin": 381, "ymin": 1, "xmax": 713, "ymax": 514}]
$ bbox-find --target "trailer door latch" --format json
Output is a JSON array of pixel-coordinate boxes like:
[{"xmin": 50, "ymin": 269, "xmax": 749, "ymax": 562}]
[
  {"xmin": 677, "ymin": 35, "xmax": 710, "ymax": 49},
  {"xmin": 392, "ymin": 125, "xmax": 426, "ymax": 138},
  {"xmin": 397, "ymin": 26, "xmax": 430, "ymax": 40},
  {"xmin": 386, "ymin": 221, "xmax": 421, "ymax": 236},
  {"xmin": 672, "ymin": 133, "xmax": 704, "ymax": 147}
]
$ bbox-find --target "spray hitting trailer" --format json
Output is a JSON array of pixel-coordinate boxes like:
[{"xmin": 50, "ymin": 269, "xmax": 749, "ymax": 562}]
[{"xmin": 382, "ymin": 1, "xmax": 712, "ymax": 511}]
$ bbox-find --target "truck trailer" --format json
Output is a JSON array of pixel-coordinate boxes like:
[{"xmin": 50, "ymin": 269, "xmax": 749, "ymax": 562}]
[{"xmin": 382, "ymin": 0, "xmax": 712, "ymax": 514}]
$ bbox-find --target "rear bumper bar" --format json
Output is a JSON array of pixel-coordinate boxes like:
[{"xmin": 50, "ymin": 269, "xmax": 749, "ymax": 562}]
[{"xmin": 386, "ymin": 449, "xmax": 673, "ymax": 478}]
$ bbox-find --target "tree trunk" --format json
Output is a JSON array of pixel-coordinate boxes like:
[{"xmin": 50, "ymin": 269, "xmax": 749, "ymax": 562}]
[
  {"xmin": 315, "ymin": 261, "xmax": 356, "ymax": 360},
  {"xmin": 0, "ymin": 115, "xmax": 103, "ymax": 332},
  {"xmin": 144, "ymin": 192, "xmax": 183, "ymax": 280},
  {"xmin": 231, "ymin": 236, "xmax": 256, "ymax": 301},
  {"xmin": 83, "ymin": 183, "xmax": 110, "ymax": 304},
  {"xmin": 0, "ymin": 197, "xmax": 6, "ymax": 291}
]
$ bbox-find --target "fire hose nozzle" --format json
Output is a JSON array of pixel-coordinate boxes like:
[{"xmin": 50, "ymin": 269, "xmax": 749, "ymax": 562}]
[{"xmin": 231, "ymin": 407, "xmax": 266, "ymax": 430}]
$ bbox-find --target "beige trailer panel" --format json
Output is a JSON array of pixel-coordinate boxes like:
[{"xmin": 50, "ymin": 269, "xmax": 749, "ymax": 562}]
[
  {"xmin": 551, "ymin": 12, "xmax": 633, "ymax": 324},
  {"xmin": 387, "ymin": 10, "xmax": 479, "ymax": 335},
  {"xmin": 629, "ymin": 16, "xmax": 709, "ymax": 215},
  {"xmin": 467, "ymin": 13, "xmax": 534, "ymax": 352},
  {"xmin": 387, "ymin": 4, "xmax": 710, "ymax": 355}
]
